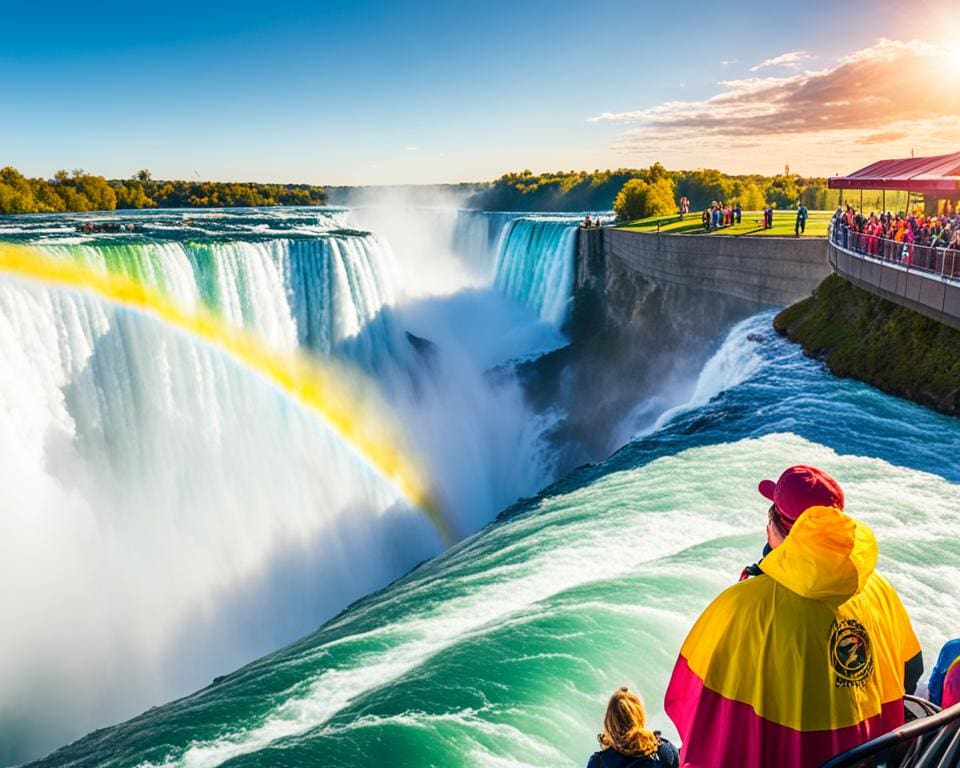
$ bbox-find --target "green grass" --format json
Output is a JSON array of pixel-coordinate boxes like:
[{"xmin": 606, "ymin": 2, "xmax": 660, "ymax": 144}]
[{"xmin": 617, "ymin": 210, "xmax": 833, "ymax": 238}]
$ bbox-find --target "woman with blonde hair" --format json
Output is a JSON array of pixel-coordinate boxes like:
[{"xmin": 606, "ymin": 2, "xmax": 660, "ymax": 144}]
[{"xmin": 586, "ymin": 687, "xmax": 678, "ymax": 768}]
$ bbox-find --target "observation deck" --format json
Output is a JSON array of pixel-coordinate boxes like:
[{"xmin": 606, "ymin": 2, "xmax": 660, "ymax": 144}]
[{"xmin": 828, "ymin": 226, "xmax": 960, "ymax": 332}]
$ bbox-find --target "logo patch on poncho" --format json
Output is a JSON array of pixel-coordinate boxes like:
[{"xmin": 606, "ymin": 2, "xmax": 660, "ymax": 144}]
[{"xmin": 829, "ymin": 619, "xmax": 874, "ymax": 688}]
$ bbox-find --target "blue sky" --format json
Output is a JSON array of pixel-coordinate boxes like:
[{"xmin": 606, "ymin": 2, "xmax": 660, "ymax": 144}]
[{"xmin": 3, "ymin": 0, "xmax": 957, "ymax": 184}]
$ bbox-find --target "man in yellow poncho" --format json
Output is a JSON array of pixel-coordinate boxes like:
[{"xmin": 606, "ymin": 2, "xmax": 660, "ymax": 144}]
[{"xmin": 665, "ymin": 465, "xmax": 923, "ymax": 768}]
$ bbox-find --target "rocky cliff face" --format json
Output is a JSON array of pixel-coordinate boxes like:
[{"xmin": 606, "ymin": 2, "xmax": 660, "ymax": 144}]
[
  {"xmin": 518, "ymin": 229, "xmax": 768, "ymax": 471},
  {"xmin": 775, "ymin": 274, "xmax": 960, "ymax": 415}
]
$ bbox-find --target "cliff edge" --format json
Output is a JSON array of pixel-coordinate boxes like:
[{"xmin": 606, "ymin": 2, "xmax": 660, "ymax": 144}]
[{"xmin": 775, "ymin": 274, "xmax": 960, "ymax": 415}]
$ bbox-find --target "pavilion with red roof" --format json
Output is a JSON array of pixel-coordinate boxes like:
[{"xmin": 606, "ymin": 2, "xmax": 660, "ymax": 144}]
[{"xmin": 829, "ymin": 151, "xmax": 960, "ymax": 197}]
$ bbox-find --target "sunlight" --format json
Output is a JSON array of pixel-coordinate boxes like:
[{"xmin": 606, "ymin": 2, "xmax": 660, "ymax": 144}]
[{"xmin": 950, "ymin": 41, "xmax": 960, "ymax": 73}]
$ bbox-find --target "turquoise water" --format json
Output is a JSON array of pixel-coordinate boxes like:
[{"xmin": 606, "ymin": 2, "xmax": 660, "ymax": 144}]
[
  {"xmin": 0, "ymin": 208, "xmax": 590, "ymax": 764},
  {"xmin": 30, "ymin": 311, "xmax": 960, "ymax": 768},
  {"xmin": 494, "ymin": 217, "xmax": 578, "ymax": 324}
]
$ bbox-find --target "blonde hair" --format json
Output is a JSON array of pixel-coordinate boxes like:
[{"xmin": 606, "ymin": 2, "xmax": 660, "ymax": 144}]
[{"xmin": 597, "ymin": 687, "xmax": 660, "ymax": 757}]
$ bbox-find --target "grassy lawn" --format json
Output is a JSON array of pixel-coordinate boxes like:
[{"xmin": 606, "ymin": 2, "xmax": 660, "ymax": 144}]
[{"xmin": 617, "ymin": 211, "xmax": 833, "ymax": 238}]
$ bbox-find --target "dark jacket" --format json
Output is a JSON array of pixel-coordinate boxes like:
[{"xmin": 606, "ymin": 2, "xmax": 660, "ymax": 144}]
[{"xmin": 586, "ymin": 739, "xmax": 679, "ymax": 768}]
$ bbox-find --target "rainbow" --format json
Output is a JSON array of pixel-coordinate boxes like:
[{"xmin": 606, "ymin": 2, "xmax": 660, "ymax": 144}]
[{"xmin": 0, "ymin": 243, "xmax": 448, "ymax": 541}]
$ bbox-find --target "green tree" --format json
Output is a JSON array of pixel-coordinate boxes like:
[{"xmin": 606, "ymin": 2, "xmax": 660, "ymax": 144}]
[
  {"xmin": 731, "ymin": 180, "xmax": 766, "ymax": 211},
  {"xmin": 676, "ymin": 169, "xmax": 732, "ymax": 209},
  {"xmin": 645, "ymin": 177, "xmax": 677, "ymax": 216},
  {"xmin": 613, "ymin": 176, "xmax": 676, "ymax": 220},
  {"xmin": 766, "ymin": 175, "xmax": 801, "ymax": 209},
  {"xmin": 643, "ymin": 162, "xmax": 670, "ymax": 183},
  {"xmin": 115, "ymin": 181, "xmax": 156, "ymax": 209},
  {"xmin": 614, "ymin": 179, "xmax": 650, "ymax": 220},
  {"xmin": 0, "ymin": 167, "xmax": 38, "ymax": 213}
]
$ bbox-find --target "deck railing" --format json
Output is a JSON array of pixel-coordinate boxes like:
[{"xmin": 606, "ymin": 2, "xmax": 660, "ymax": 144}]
[
  {"xmin": 831, "ymin": 224, "xmax": 960, "ymax": 281},
  {"xmin": 819, "ymin": 697, "xmax": 960, "ymax": 768}
]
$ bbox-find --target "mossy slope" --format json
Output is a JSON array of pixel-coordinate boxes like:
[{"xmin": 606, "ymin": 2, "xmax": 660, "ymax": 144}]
[{"xmin": 775, "ymin": 274, "xmax": 960, "ymax": 414}]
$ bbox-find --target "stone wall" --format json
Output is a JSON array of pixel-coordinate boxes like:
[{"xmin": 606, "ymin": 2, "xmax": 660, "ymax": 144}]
[{"xmin": 576, "ymin": 228, "xmax": 831, "ymax": 318}]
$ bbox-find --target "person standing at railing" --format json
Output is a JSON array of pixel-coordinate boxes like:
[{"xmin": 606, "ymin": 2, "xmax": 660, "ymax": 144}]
[{"xmin": 902, "ymin": 225, "xmax": 915, "ymax": 266}]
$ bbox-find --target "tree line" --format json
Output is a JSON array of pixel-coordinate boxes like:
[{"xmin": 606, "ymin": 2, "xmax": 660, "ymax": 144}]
[
  {"xmin": 467, "ymin": 165, "xmax": 849, "ymax": 218},
  {"xmin": 0, "ymin": 167, "xmax": 327, "ymax": 214}
]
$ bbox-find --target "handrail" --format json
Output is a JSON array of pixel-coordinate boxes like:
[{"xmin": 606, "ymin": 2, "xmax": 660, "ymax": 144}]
[
  {"xmin": 829, "ymin": 222, "xmax": 960, "ymax": 283},
  {"xmin": 819, "ymin": 699, "xmax": 960, "ymax": 768}
]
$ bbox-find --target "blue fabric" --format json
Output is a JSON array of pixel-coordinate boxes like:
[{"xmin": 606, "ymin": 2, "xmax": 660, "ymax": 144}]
[
  {"xmin": 586, "ymin": 740, "xmax": 679, "ymax": 768},
  {"xmin": 928, "ymin": 638, "xmax": 960, "ymax": 706}
]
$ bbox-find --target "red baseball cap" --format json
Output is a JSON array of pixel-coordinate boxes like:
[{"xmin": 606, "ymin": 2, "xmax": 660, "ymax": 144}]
[{"xmin": 758, "ymin": 465, "xmax": 844, "ymax": 530}]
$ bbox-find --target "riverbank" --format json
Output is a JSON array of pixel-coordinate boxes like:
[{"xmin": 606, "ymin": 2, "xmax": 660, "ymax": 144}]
[{"xmin": 774, "ymin": 273, "xmax": 960, "ymax": 415}]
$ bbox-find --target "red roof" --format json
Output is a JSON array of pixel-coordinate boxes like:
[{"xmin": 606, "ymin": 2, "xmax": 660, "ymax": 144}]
[{"xmin": 828, "ymin": 151, "xmax": 960, "ymax": 194}]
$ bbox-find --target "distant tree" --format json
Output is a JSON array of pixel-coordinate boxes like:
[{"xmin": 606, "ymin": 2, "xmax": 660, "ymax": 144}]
[
  {"xmin": 613, "ymin": 176, "xmax": 676, "ymax": 220},
  {"xmin": 643, "ymin": 162, "xmax": 670, "ymax": 183},
  {"xmin": 676, "ymin": 169, "xmax": 732, "ymax": 209},
  {"xmin": 645, "ymin": 177, "xmax": 676, "ymax": 216},
  {"xmin": 136, "ymin": 169, "xmax": 152, "ymax": 182},
  {"xmin": 614, "ymin": 179, "xmax": 650, "ymax": 221},
  {"xmin": 766, "ymin": 175, "xmax": 801, "ymax": 209},
  {"xmin": 0, "ymin": 167, "xmax": 38, "ymax": 213},
  {"xmin": 72, "ymin": 171, "xmax": 117, "ymax": 211},
  {"xmin": 115, "ymin": 181, "xmax": 156, "ymax": 209},
  {"xmin": 731, "ymin": 180, "xmax": 766, "ymax": 211},
  {"xmin": 800, "ymin": 182, "xmax": 830, "ymax": 210}
]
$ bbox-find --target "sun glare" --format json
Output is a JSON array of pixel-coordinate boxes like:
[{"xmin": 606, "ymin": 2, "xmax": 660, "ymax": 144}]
[{"xmin": 944, "ymin": 40, "xmax": 960, "ymax": 73}]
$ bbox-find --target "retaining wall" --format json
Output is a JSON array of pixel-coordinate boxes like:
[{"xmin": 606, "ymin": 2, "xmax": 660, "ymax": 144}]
[
  {"xmin": 577, "ymin": 228, "xmax": 831, "ymax": 310},
  {"xmin": 828, "ymin": 242, "xmax": 960, "ymax": 332}
]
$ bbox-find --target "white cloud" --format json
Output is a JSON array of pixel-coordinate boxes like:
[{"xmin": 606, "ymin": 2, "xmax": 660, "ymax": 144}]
[
  {"xmin": 749, "ymin": 50, "xmax": 813, "ymax": 71},
  {"xmin": 585, "ymin": 39, "xmax": 960, "ymax": 173}
]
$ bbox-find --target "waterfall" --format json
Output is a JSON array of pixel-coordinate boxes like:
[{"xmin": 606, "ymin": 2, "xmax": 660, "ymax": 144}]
[
  {"xmin": 492, "ymin": 217, "xmax": 579, "ymax": 324},
  {"xmin": 451, "ymin": 210, "xmax": 519, "ymax": 277},
  {"xmin": 0, "ymin": 207, "xmax": 572, "ymax": 765},
  {"xmin": 0, "ymin": 275, "xmax": 439, "ymax": 765},
  {"xmin": 38, "ymin": 233, "xmax": 404, "ymax": 369}
]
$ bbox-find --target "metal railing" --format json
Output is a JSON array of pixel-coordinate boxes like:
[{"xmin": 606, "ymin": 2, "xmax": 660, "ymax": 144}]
[
  {"xmin": 830, "ymin": 223, "xmax": 960, "ymax": 281},
  {"xmin": 819, "ymin": 697, "xmax": 960, "ymax": 768}
]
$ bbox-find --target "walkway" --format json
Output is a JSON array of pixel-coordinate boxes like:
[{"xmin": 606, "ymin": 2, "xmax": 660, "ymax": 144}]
[{"xmin": 829, "ymin": 227, "xmax": 960, "ymax": 331}]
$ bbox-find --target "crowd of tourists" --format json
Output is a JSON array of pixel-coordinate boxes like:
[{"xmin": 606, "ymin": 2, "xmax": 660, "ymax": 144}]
[
  {"xmin": 583, "ymin": 465, "xmax": 960, "ymax": 768},
  {"xmin": 701, "ymin": 202, "xmax": 742, "ymax": 230},
  {"xmin": 832, "ymin": 206, "xmax": 960, "ymax": 274}
]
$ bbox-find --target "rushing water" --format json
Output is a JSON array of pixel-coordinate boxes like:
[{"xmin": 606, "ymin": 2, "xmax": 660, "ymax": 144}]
[
  {"xmin": 0, "ymin": 207, "xmax": 586, "ymax": 764},
  {"xmin": 30, "ymin": 311, "xmax": 960, "ymax": 768},
  {"xmin": 493, "ymin": 217, "xmax": 579, "ymax": 324},
  {"xmin": 6, "ymin": 207, "xmax": 955, "ymax": 768}
]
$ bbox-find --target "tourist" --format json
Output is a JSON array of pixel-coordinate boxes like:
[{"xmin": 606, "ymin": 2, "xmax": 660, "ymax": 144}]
[
  {"xmin": 734, "ymin": 203, "xmax": 742, "ymax": 225},
  {"xmin": 586, "ymin": 687, "xmax": 679, "ymax": 768},
  {"xmin": 584, "ymin": 215, "xmax": 593, "ymax": 228},
  {"xmin": 702, "ymin": 208, "xmax": 710, "ymax": 231},
  {"xmin": 795, "ymin": 203, "xmax": 808, "ymax": 236},
  {"xmin": 832, "ymin": 204, "xmax": 960, "ymax": 274},
  {"xmin": 664, "ymin": 465, "xmax": 923, "ymax": 768},
  {"xmin": 929, "ymin": 638, "xmax": 960, "ymax": 709}
]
